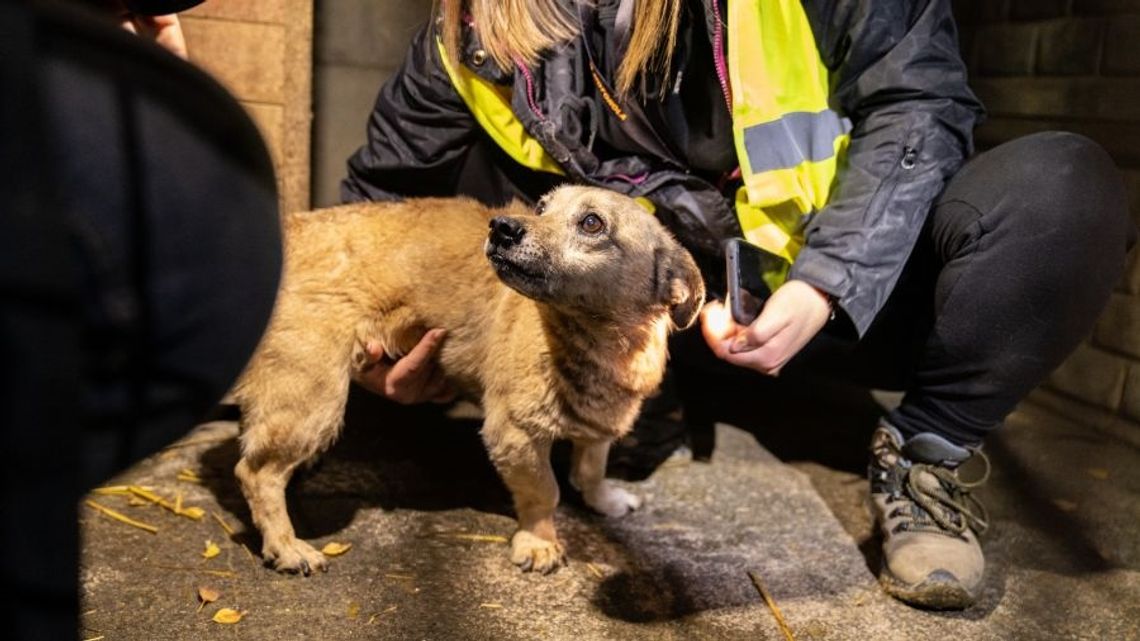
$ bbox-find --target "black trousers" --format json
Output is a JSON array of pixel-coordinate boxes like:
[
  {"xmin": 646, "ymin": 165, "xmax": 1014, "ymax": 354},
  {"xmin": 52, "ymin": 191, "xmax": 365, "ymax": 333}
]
[{"xmin": 725, "ymin": 131, "xmax": 1135, "ymax": 446}]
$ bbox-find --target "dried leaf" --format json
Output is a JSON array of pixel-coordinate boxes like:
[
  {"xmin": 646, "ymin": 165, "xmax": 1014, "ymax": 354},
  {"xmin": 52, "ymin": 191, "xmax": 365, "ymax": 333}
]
[
  {"xmin": 435, "ymin": 533, "xmax": 508, "ymax": 543},
  {"xmin": 90, "ymin": 485, "xmax": 133, "ymax": 496},
  {"xmin": 585, "ymin": 562, "xmax": 605, "ymax": 579},
  {"xmin": 149, "ymin": 563, "xmax": 236, "ymax": 578},
  {"xmin": 180, "ymin": 507, "xmax": 206, "ymax": 520},
  {"xmin": 198, "ymin": 586, "xmax": 220, "ymax": 603},
  {"xmin": 367, "ymin": 605, "xmax": 399, "ymax": 624},
  {"xmin": 321, "ymin": 541, "xmax": 353, "ymax": 557},
  {"xmin": 212, "ymin": 608, "xmax": 244, "ymax": 624},
  {"xmin": 128, "ymin": 485, "xmax": 165, "ymax": 505},
  {"xmin": 127, "ymin": 485, "xmax": 204, "ymax": 520},
  {"xmin": 196, "ymin": 586, "xmax": 220, "ymax": 612},
  {"xmin": 211, "ymin": 511, "xmax": 236, "ymax": 535},
  {"xmin": 748, "ymin": 570, "xmax": 796, "ymax": 641},
  {"xmin": 84, "ymin": 500, "xmax": 158, "ymax": 534},
  {"xmin": 202, "ymin": 540, "xmax": 221, "ymax": 559},
  {"xmin": 1087, "ymin": 468, "xmax": 1110, "ymax": 480},
  {"xmin": 210, "ymin": 511, "xmax": 257, "ymax": 563},
  {"xmin": 178, "ymin": 468, "xmax": 203, "ymax": 483}
]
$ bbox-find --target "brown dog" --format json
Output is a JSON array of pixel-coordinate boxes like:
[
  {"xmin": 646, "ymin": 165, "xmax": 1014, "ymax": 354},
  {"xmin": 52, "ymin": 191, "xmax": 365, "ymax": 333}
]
[{"xmin": 231, "ymin": 185, "xmax": 705, "ymax": 575}]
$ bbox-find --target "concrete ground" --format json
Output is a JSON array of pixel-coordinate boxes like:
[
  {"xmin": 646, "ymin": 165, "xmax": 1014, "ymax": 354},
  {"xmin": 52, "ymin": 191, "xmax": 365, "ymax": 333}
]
[{"xmin": 80, "ymin": 380, "xmax": 1140, "ymax": 640}]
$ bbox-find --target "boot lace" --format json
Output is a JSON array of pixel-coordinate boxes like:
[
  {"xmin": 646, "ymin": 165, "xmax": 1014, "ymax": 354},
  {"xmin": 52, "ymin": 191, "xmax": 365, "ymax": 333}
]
[
  {"xmin": 907, "ymin": 453, "xmax": 990, "ymax": 537},
  {"xmin": 874, "ymin": 436, "xmax": 991, "ymax": 538}
]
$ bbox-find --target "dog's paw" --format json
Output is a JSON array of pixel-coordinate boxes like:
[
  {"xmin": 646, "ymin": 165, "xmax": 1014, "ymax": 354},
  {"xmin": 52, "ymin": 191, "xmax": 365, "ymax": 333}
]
[
  {"xmin": 584, "ymin": 482, "xmax": 642, "ymax": 517},
  {"xmin": 509, "ymin": 530, "xmax": 565, "ymax": 574},
  {"xmin": 263, "ymin": 538, "xmax": 329, "ymax": 576}
]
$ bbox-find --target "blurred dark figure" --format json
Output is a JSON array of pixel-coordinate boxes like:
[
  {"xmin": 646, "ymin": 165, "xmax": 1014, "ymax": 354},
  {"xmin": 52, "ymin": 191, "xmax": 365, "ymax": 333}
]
[{"xmin": 0, "ymin": 1, "xmax": 281, "ymax": 638}]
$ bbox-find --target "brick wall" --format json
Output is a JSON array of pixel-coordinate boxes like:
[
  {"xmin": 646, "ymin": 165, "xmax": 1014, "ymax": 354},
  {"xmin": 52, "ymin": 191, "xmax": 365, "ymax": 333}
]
[
  {"xmin": 953, "ymin": 0, "xmax": 1140, "ymax": 440},
  {"xmin": 181, "ymin": 0, "xmax": 313, "ymax": 215}
]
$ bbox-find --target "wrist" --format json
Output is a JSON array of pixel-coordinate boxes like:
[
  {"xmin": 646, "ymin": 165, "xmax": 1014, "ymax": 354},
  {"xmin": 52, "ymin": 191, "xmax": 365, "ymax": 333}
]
[
  {"xmin": 792, "ymin": 279, "xmax": 836, "ymax": 323},
  {"xmin": 821, "ymin": 291, "xmax": 837, "ymax": 323}
]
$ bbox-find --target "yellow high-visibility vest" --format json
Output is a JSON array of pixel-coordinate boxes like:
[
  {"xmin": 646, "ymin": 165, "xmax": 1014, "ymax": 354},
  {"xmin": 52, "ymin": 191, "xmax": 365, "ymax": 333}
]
[
  {"xmin": 437, "ymin": 0, "xmax": 849, "ymax": 279},
  {"xmin": 436, "ymin": 38, "xmax": 565, "ymax": 176}
]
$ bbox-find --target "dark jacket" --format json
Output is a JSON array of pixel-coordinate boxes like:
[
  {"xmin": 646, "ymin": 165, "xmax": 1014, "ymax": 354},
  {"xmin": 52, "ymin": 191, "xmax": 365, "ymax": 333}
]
[{"xmin": 341, "ymin": 0, "xmax": 985, "ymax": 337}]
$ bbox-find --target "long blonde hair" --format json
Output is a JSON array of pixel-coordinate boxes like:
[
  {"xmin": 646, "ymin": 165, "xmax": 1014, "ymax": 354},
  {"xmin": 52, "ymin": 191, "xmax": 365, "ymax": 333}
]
[{"xmin": 440, "ymin": 0, "xmax": 683, "ymax": 99}]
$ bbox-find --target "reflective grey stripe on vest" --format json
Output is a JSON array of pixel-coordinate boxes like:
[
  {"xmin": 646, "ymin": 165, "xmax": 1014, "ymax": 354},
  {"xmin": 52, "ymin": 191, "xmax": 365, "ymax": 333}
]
[{"xmin": 742, "ymin": 110, "xmax": 853, "ymax": 173}]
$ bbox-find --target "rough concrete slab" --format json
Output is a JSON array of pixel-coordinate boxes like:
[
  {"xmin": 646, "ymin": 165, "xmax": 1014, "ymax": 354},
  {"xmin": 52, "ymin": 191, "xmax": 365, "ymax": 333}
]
[{"xmin": 80, "ymin": 394, "xmax": 1140, "ymax": 640}]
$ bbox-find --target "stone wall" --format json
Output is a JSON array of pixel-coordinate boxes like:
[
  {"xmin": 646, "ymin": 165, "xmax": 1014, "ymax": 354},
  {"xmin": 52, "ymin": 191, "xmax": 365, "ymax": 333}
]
[
  {"xmin": 953, "ymin": 0, "xmax": 1140, "ymax": 439},
  {"xmin": 311, "ymin": 0, "xmax": 433, "ymax": 207},
  {"xmin": 181, "ymin": 0, "xmax": 313, "ymax": 215}
]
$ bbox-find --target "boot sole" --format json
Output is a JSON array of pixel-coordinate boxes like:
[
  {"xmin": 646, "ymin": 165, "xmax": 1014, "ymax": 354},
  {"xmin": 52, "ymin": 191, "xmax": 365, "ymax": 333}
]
[{"xmin": 879, "ymin": 568, "xmax": 977, "ymax": 610}]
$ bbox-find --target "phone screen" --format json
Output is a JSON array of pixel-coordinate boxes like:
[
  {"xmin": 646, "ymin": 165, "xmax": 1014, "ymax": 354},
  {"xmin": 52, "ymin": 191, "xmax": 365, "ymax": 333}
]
[{"xmin": 725, "ymin": 238, "xmax": 791, "ymax": 325}]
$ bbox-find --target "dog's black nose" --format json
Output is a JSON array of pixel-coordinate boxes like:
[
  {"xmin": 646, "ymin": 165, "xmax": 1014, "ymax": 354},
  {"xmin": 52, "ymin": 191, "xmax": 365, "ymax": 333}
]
[{"xmin": 489, "ymin": 216, "xmax": 526, "ymax": 248}]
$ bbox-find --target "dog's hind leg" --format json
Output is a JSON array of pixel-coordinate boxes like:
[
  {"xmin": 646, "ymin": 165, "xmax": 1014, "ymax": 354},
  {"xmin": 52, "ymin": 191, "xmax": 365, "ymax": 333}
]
[
  {"xmin": 482, "ymin": 415, "xmax": 565, "ymax": 574},
  {"xmin": 234, "ymin": 370, "xmax": 351, "ymax": 575},
  {"xmin": 570, "ymin": 439, "xmax": 642, "ymax": 517},
  {"xmin": 234, "ymin": 452, "xmax": 328, "ymax": 575}
]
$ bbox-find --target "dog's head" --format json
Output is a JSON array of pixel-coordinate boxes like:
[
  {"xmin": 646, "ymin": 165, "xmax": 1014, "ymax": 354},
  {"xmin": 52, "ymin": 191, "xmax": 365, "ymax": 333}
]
[{"xmin": 484, "ymin": 186, "xmax": 705, "ymax": 329}]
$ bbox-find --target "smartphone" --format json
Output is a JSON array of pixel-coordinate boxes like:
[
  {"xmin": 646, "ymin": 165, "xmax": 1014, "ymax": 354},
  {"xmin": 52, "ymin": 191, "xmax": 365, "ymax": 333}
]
[{"xmin": 724, "ymin": 237, "xmax": 791, "ymax": 325}]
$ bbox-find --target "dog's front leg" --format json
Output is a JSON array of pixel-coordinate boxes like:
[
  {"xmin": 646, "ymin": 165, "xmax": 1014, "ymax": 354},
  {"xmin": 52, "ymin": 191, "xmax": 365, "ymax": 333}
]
[
  {"xmin": 482, "ymin": 418, "xmax": 564, "ymax": 574},
  {"xmin": 570, "ymin": 440, "xmax": 643, "ymax": 517}
]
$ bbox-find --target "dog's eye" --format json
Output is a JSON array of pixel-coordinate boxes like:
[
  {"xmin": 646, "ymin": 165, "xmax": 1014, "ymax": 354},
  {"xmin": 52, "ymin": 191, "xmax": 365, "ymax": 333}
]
[
  {"xmin": 579, "ymin": 213, "xmax": 605, "ymax": 234},
  {"xmin": 535, "ymin": 200, "xmax": 547, "ymax": 216}
]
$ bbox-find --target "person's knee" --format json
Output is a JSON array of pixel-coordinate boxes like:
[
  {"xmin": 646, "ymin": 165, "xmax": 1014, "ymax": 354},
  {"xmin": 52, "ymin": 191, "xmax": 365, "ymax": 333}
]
[
  {"xmin": 994, "ymin": 132, "xmax": 1131, "ymax": 247},
  {"xmin": 1026, "ymin": 133, "xmax": 1122, "ymax": 214}
]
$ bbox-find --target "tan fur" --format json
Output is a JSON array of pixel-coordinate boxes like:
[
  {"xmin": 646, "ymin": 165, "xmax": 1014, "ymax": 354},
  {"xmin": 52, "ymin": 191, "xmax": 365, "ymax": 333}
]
[{"xmin": 232, "ymin": 186, "xmax": 705, "ymax": 575}]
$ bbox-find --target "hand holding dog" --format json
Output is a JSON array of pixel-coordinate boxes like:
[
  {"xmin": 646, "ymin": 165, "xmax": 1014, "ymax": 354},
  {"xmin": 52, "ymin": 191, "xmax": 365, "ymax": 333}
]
[
  {"xmin": 701, "ymin": 280, "xmax": 831, "ymax": 376},
  {"xmin": 354, "ymin": 329, "xmax": 456, "ymax": 404}
]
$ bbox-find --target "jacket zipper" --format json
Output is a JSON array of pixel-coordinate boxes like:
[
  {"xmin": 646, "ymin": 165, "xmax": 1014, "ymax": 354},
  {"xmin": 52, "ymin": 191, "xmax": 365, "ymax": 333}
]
[
  {"xmin": 712, "ymin": 0, "xmax": 736, "ymax": 189},
  {"xmin": 712, "ymin": 1, "xmax": 732, "ymax": 111},
  {"xmin": 515, "ymin": 59, "xmax": 546, "ymax": 121},
  {"xmin": 864, "ymin": 134, "xmax": 922, "ymax": 223},
  {"xmin": 900, "ymin": 145, "xmax": 918, "ymax": 170}
]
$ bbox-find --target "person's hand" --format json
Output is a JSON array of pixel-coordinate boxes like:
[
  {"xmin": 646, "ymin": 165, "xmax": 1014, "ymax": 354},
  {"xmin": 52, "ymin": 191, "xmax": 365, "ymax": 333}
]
[
  {"xmin": 123, "ymin": 13, "xmax": 188, "ymax": 59},
  {"xmin": 701, "ymin": 279, "xmax": 832, "ymax": 376},
  {"xmin": 99, "ymin": 1, "xmax": 189, "ymax": 59},
  {"xmin": 354, "ymin": 329, "xmax": 456, "ymax": 404}
]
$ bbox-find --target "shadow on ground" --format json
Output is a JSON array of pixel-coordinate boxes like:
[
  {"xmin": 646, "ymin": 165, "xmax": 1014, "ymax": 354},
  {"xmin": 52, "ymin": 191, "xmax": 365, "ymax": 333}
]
[
  {"xmin": 79, "ymin": 339, "xmax": 1140, "ymax": 639},
  {"xmin": 196, "ymin": 387, "xmax": 515, "ymax": 548}
]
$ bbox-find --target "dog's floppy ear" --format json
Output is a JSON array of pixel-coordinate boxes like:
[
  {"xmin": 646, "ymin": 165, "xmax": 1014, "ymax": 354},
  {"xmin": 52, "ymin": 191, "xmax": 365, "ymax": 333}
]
[{"xmin": 654, "ymin": 243, "xmax": 706, "ymax": 330}]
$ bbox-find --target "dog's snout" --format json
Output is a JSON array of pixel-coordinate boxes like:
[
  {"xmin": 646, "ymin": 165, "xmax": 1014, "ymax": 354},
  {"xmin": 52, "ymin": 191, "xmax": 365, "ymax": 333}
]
[{"xmin": 489, "ymin": 216, "xmax": 526, "ymax": 248}]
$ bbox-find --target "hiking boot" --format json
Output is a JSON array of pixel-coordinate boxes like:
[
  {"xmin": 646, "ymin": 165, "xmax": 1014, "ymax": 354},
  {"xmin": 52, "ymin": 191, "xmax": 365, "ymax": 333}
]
[{"xmin": 869, "ymin": 422, "xmax": 990, "ymax": 609}]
